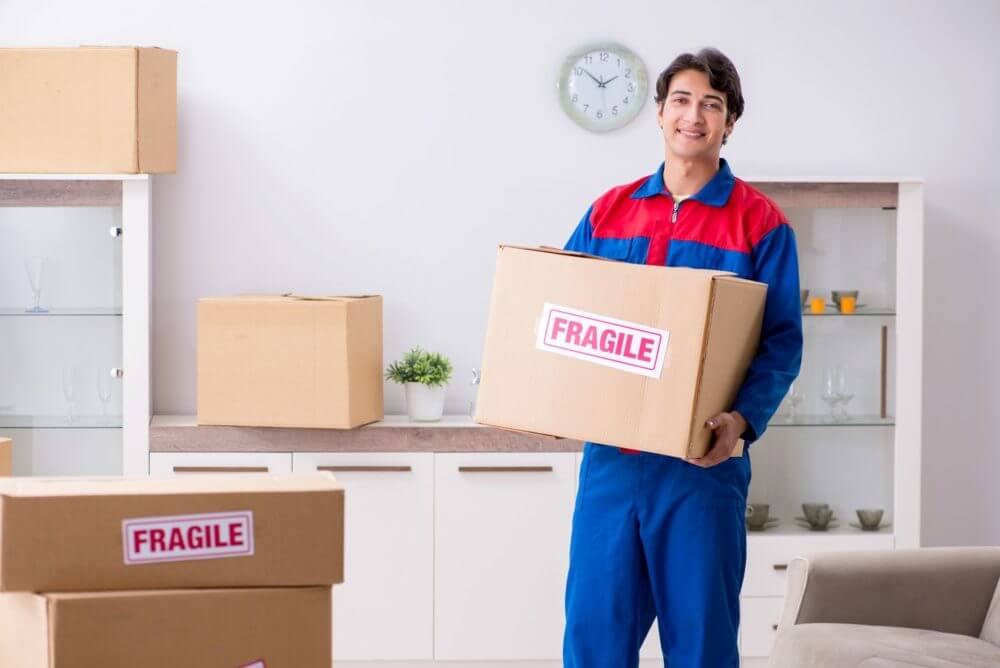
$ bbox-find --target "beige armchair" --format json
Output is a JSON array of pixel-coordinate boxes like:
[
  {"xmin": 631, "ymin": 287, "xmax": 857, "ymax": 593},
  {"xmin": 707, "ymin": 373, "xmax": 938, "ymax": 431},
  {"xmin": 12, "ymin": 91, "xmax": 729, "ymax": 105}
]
[{"xmin": 768, "ymin": 547, "xmax": 1000, "ymax": 668}]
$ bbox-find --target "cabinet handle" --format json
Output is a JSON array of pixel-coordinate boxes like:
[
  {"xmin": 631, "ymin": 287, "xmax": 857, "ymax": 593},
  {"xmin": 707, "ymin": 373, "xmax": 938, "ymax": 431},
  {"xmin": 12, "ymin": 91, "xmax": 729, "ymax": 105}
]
[
  {"xmin": 318, "ymin": 465, "xmax": 412, "ymax": 473},
  {"xmin": 172, "ymin": 466, "xmax": 269, "ymax": 473},
  {"xmin": 772, "ymin": 563, "xmax": 788, "ymax": 571},
  {"xmin": 772, "ymin": 624, "xmax": 779, "ymax": 631},
  {"xmin": 458, "ymin": 466, "xmax": 554, "ymax": 473}
]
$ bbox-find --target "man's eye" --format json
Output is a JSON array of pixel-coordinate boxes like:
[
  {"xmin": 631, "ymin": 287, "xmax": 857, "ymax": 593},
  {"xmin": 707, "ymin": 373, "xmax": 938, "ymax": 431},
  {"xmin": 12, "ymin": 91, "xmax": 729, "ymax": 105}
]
[
  {"xmin": 705, "ymin": 103, "xmax": 720, "ymax": 110},
  {"xmin": 673, "ymin": 97, "xmax": 686, "ymax": 104}
]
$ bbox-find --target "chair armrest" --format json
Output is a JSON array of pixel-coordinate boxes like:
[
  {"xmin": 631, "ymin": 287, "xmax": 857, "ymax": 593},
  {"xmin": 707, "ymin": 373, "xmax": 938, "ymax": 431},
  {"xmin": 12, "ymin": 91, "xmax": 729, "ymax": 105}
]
[{"xmin": 777, "ymin": 546, "xmax": 1000, "ymax": 637}]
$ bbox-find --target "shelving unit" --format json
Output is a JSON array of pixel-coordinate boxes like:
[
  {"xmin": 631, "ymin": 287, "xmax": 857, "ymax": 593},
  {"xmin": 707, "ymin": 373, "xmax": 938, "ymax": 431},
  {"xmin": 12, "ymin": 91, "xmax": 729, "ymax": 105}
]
[{"xmin": 0, "ymin": 174, "xmax": 151, "ymax": 476}]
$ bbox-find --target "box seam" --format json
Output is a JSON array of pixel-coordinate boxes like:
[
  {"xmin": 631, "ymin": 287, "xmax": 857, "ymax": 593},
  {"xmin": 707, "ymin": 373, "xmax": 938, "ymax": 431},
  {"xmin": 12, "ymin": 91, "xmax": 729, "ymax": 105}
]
[{"xmin": 685, "ymin": 281, "xmax": 718, "ymax": 458}]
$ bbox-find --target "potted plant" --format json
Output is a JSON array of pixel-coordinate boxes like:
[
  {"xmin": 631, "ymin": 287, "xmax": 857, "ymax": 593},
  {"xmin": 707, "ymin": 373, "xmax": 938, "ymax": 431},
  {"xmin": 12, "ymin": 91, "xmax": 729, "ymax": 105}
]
[{"xmin": 385, "ymin": 347, "xmax": 454, "ymax": 422}]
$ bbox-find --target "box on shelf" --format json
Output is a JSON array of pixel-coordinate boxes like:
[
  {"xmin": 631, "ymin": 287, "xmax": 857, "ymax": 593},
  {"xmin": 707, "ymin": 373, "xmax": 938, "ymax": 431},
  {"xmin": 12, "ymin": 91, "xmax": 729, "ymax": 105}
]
[
  {"xmin": 0, "ymin": 439, "xmax": 9, "ymax": 476},
  {"xmin": 198, "ymin": 294, "xmax": 383, "ymax": 429},
  {"xmin": 0, "ymin": 586, "xmax": 331, "ymax": 668},
  {"xmin": 0, "ymin": 472, "xmax": 343, "ymax": 592},
  {"xmin": 0, "ymin": 46, "xmax": 176, "ymax": 173},
  {"xmin": 475, "ymin": 245, "xmax": 766, "ymax": 459}
]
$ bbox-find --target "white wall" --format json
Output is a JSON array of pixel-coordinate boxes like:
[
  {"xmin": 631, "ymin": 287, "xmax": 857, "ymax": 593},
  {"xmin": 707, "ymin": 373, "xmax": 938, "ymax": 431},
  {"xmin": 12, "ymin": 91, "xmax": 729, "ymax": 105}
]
[{"xmin": 2, "ymin": 0, "xmax": 998, "ymax": 546}]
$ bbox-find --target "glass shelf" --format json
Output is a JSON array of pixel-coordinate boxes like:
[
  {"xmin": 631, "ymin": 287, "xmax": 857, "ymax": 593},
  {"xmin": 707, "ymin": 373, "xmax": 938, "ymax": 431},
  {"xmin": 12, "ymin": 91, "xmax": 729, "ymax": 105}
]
[
  {"xmin": 770, "ymin": 414, "xmax": 895, "ymax": 427},
  {"xmin": 0, "ymin": 307, "xmax": 122, "ymax": 317},
  {"xmin": 0, "ymin": 414, "xmax": 122, "ymax": 429},
  {"xmin": 746, "ymin": 523, "xmax": 893, "ymax": 536},
  {"xmin": 802, "ymin": 306, "xmax": 895, "ymax": 317}
]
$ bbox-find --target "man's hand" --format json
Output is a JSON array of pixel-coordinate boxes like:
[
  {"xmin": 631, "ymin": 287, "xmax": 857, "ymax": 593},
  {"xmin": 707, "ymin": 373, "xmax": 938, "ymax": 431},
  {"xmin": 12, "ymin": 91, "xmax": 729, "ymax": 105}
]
[{"xmin": 686, "ymin": 411, "xmax": 747, "ymax": 468}]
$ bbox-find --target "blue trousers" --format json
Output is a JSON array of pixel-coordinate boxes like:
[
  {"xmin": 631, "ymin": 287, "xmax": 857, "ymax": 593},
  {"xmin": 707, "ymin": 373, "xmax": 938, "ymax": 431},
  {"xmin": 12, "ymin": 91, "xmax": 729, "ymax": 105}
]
[{"xmin": 563, "ymin": 443, "xmax": 751, "ymax": 667}]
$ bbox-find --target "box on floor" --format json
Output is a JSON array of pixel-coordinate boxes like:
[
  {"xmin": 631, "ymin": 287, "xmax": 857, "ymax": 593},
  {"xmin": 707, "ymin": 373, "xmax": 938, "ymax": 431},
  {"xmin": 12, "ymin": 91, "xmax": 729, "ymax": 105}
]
[
  {"xmin": 475, "ymin": 245, "xmax": 766, "ymax": 459},
  {"xmin": 0, "ymin": 46, "xmax": 176, "ymax": 173},
  {"xmin": 197, "ymin": 294, "xmax": 383, "ymax": 429},
  {"xmin": 0, "ymin": 472, "xmax": 344, "ymax": 592},
  {"xmin": 0, "ymin": 586, "xmax": 331, "ymax": 668}
]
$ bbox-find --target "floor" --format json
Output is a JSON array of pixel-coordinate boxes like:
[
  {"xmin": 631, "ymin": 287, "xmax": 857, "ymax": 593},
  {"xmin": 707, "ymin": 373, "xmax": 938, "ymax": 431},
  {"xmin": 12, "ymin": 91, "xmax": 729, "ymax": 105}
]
[{"xmin": 339, "ymin": 660, "xmax": 769, "ymax": 667}]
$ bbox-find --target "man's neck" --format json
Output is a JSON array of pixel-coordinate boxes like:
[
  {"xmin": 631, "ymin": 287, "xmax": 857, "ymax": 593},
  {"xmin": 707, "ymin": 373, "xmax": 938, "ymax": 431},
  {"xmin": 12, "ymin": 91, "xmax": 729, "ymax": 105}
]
[{"xmin": 662, "ymin": 154, "xmax": 720, "ymax": 197}]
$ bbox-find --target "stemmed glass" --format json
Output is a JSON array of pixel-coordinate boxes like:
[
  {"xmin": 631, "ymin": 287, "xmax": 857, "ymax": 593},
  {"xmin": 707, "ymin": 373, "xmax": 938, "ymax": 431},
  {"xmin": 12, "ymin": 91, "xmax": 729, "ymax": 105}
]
[
  {"xmin": 821, "ymin": 366, "xmax": 841, "ymax": 422},
  {"xmin": 62, "ymin": 366, "xmax": 77, "ymax": 424},
  {"xmin": 784, "ymin": 382, "xmax": 804, "ymax": 422},
  {"xmin": 25, "ymin": 256, "xmax": 48, "ymax": 313},
  {"xmin": 835, "ymin": 365, "xmax": 855, "ymax": 420},
  {"xmin": 97, "ymin": 368, "xmax": 113, "ymax": 424}
]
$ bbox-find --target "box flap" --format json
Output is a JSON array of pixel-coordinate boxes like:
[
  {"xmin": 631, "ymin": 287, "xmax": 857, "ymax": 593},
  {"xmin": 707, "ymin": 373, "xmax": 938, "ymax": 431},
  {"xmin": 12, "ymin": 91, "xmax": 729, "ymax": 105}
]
[{"xmin": 0, "ymin": 472, "xmax": 341, "ymax": 498}]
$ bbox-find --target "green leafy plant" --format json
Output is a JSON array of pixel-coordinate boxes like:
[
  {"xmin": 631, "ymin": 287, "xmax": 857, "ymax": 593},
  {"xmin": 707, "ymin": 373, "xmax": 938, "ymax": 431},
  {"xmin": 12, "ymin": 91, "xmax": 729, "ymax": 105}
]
[{"xmin": 385, "ymin": 347, "xmax": 453, "ymax": 387}]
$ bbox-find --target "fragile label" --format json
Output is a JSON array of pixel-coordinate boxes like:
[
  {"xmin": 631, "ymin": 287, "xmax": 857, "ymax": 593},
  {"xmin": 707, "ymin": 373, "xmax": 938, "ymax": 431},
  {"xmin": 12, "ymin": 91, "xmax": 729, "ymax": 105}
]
[
  {"xmin": 122, "ymin": 510, "xmax": 254, "ymax": 565},
  {"xmin": 536, "ymin": 303, "xmax": 668, "ymax": 378}
]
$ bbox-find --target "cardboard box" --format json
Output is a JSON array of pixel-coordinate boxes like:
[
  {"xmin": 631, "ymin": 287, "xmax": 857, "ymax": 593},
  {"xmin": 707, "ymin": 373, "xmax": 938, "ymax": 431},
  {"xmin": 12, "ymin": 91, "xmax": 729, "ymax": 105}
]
[
  {"xmin": 0, "ymin": 46, "xmax": 176, "ymax": 173},
  {"xmin": 0, "ymin": 472, "xmax": 343, "ymax": 592},
  {"xmin": 0, "ymin": 439, "xmax": 10, "ymax": 476},
  {"xmin": 0, "ymin": 586, "xmax": 331, "ymax": 667},
  {"xmin": 475, "ymin": 246, "xmax": 766, "ymax": 459},
  {"xmin": 198, "ymin": 294, "xmax": 384, "ymax": 429}
]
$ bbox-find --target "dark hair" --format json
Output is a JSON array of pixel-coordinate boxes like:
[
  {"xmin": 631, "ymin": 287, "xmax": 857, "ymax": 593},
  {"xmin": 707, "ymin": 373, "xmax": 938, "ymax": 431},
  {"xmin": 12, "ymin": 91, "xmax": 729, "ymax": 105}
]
[{"xmin": 654, "ymin": 48, "xmax": 744, "ymax": 143}]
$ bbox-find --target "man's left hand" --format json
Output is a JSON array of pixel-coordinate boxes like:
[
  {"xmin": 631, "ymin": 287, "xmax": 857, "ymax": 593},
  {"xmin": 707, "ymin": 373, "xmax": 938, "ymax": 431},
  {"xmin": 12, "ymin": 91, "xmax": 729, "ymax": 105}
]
[{"xmin": 686, "ymin": 411, "xmax": 747, "ymax": 468}]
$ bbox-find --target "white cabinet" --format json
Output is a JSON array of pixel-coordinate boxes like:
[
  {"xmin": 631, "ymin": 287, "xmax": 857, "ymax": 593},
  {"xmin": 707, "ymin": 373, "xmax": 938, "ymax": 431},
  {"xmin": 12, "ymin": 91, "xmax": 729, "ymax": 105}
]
[
  {"xmin": 434, "ymin": 452, "xmax": 575, "ymax": 660},
  {"xmin": 739, "ymin": 596, "xmax": 786, "ymax": 657},
  {"xmin": 148, "ymin": 451, "xmax": 292, "ymax": 475},
  {"xmin": 292, "ymin": 452, "xmax": 433, "ymax": 661}
]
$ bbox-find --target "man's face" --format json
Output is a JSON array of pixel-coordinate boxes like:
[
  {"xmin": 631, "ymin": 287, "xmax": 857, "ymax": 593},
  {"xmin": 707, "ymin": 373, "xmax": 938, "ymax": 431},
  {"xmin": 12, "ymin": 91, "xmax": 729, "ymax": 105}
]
[{"xmin": 657, "ymin": 69, "xmax": 734, "ymax": 161}]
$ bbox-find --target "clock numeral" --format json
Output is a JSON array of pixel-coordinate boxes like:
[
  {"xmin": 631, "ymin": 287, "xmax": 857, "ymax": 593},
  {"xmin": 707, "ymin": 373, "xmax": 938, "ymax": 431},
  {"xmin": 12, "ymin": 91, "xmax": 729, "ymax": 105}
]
[
  {"xmin": 574, "ymin": 67, "xmax": 583, "ymax": 76},
  {"xmin": 623, "ymin": 97, "xmax": 630, "ymax": 104},
  {"xmin": 571, "ymin": 94, "xmax": 578, "ymax": 103},
  {"xmin": 584, "ymin": 55, "xmax": 592, "ymax": 64},
  {"xmin": 600, "ymin": 51, "xmax": 609, "ymax": 62},
  {"xmin": 628, "ymin": 83, "xmax": 636, "ymax": 93},
  {"xmin": 625, "ymin": 68, "xmax": 632, "ymax": 79},
  {"xmin": 583, "ymin": 104, "xmax": 589, "ymax": 112},
  {"xmin": 617, "ymin": 57, "xmax": 621, "ymax": 68},
  {"xmin": 596, "ymin": 110, "xmax": 604, "ymax": 119},
  {"xmin": 612, "ymin": 106, "xmax": 619, "ymax": 116}
]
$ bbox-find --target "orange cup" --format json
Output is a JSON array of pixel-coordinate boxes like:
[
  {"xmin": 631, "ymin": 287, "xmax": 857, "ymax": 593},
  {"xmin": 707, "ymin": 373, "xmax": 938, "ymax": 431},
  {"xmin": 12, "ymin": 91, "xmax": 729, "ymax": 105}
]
[
  {"xmin": 840, "ymin": 295, "xmax": 856, "ymax": 314},
  {"xmin": 809, "ymin": 296, "xmax": 826, "ymax": 314}
]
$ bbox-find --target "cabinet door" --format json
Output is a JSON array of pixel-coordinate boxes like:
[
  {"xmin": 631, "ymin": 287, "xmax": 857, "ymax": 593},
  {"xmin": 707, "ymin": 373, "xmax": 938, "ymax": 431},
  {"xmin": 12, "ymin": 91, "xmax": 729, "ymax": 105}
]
[
  {"xmin": 739, "ymin": 596, "xmax": 785, "ymax": 657},
  {"xmin": 293, "ymin": 452, "xmax": 433, "ymax": 661},
  {"xmin": 435, "ymin": 452, "xmax": 575, "ymax": 660},
  {"xmin": 148, "ymin": 452, "xmax": 292, "ymax": 475}
]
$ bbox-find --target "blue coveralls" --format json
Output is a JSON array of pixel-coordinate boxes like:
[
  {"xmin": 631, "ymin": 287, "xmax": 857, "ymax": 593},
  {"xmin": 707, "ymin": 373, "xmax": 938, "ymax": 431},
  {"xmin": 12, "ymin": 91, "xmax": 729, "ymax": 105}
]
[{"xmin": 562, "ymin": 160, "xmax": 803, "ymax": 667}]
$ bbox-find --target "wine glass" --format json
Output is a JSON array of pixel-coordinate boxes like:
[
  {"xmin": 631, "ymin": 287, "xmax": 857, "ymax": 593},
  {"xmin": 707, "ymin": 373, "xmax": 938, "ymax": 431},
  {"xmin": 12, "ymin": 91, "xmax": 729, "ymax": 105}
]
[
  {"xmin": 820, "ymin": 365, "xmax": 841, "ymax": 422},
  {"xmin": 784, "ymin": 382, "xmax": 804, "ymax": 422},
  {"xmin": 62, "ymin": 366, "xmax": 77, "ymax": 424},
  {"xmin": 835, "ymin": 364, "xmax": 855, "ymax": 420},
  {"xmin": 97, "ymin": 368, "xmax": 113, "ymax": 424},
  {"xmin": 24, "ymin": 256, "xmax": 48, "ymax": 313}
]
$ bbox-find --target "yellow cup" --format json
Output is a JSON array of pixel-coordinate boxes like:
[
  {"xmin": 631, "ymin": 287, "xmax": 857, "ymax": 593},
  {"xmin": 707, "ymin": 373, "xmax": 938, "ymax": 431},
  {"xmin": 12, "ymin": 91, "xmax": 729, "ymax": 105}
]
[
  {"xmin": 810, "ymin": 296, "xmax": 826, "ymax": 314},
  {"xmin": 840, "ymin": 295, "xmax": 857, "ymax": 314}
]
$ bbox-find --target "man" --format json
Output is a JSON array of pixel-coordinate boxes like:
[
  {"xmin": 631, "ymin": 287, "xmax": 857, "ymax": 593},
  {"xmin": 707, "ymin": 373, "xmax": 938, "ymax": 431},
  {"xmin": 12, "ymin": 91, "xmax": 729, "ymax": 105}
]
[{"xmin": 562, "ymin": 48, "xmax": 803, "ymax": 667}]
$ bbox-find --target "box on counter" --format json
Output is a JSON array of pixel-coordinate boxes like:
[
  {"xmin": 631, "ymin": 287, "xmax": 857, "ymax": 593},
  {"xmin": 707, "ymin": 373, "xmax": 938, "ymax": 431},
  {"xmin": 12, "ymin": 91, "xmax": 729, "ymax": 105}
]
[
  {"xmin": 0, "ymin": 472, "xmax": 343, "ymax": 592},
  {"xmin": 475, "ymin": 245, "xmax": 766, "ymax": 459},
  {"xmin": 198, "ymin": 294, "xmax": 383, "ymax": 429},
  {"xmin": 0, "ymin": 439, "xmax": 10, "ymax": 476},
  {"xmin": 0, "ymin": 586, "xmax": 331, "ymax": 668},
  {"xmin": 0, "ymin": 46, "xmax": 176, "ymax": 173}
]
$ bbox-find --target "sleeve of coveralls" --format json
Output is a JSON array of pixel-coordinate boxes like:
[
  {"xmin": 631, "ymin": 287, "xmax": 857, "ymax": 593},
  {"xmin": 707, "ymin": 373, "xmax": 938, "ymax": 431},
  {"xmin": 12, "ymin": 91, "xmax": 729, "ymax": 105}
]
[
  {"xmin": 729, "ymin": 223, "xmax": 804, "ymax": 445},
  {"xmin": 563, "ymin": 205, "xmax": 594, "ymax": 253}
]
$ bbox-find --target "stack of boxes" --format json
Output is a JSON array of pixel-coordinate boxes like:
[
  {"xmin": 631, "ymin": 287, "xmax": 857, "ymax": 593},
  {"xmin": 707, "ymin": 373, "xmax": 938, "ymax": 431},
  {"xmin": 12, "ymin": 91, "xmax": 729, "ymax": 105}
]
[
  {"xmin": 0, "ymin": 472, "xmax": 344, "ymax": 666},
  {"xmin": 0, "ymin": 439, "xmax": 10, "ymax": 476}
]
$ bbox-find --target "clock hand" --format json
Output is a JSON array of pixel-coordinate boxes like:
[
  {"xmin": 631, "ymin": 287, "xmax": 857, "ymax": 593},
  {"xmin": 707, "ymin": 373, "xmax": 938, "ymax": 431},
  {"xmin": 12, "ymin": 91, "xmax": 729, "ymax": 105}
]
[
  {"xmin": 603, "ymin": 75, "xmax": 618, "ymax": 86},
  {"xmin": 582, "ymin": 68, "xmax": 603, "ymax": 86}
]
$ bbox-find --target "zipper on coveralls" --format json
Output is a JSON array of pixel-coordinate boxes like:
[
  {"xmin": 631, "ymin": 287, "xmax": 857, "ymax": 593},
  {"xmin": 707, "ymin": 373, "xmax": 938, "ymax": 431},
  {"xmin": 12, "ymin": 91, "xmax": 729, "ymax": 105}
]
[{"xmin": 671, "ymin": 199, "xmax": 681, "ymax": 224}]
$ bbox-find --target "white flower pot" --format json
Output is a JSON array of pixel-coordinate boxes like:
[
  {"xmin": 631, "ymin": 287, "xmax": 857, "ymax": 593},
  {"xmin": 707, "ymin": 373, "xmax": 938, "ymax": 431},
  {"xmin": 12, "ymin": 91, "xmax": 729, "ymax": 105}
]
[{"xmin": 404, "ymin": 382, "xmax": 447, "ymax": 422}]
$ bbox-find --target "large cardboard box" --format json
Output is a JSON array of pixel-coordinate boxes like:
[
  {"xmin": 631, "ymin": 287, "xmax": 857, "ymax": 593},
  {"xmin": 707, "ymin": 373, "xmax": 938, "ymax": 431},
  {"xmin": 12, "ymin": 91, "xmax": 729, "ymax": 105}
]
[
  {"xmin": 475, "ymin": 246, "xmax": 766, "ymax": 459},
  {"xmin": 0, "ymin": 586, "xmax": 331, "ymax": 667},
  {"xmin": 0, "ymin": 439, "xmax": 10, "ymax": 476},
  {"xmin": 0, "ymin": 46, "xmax": 176, "ymax": 173},
  {"xmin": 198, "ymin": 294, "xmax": 384, "ymax": 428},
  {"xmin": 0, "ymin": 473, "xmax": 343, "ymax": 592}
]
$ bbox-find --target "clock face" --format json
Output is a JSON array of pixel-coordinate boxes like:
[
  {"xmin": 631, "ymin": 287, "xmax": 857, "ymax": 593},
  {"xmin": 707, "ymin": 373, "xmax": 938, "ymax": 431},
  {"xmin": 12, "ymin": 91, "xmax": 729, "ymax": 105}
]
[{"xmin": 558, "ymin": 43, "xmax": 649, "ymax": 132}]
